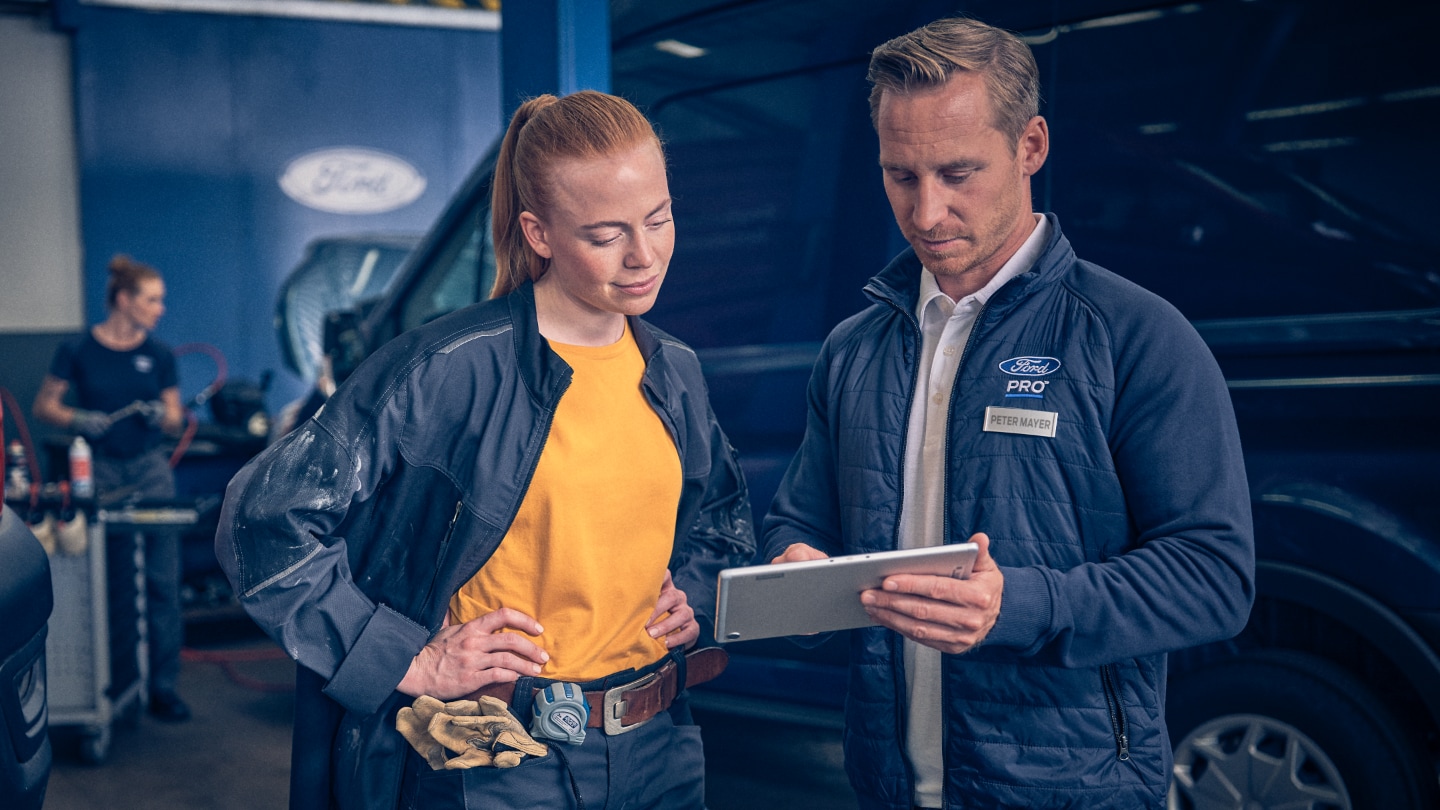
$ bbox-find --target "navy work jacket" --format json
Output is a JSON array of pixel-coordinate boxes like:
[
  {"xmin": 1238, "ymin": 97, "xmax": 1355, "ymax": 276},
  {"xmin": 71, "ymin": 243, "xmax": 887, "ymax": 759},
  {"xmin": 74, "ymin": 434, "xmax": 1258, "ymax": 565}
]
[{"xmin": 216, "ymin": 282, "xmax": 755, "ymax": 810}]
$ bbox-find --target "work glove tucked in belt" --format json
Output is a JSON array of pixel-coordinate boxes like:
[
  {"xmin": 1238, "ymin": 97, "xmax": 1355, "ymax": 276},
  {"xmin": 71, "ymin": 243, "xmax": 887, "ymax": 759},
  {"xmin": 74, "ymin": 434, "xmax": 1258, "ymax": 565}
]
[{"xmin": 397, "ymin": 695, "xmax": 549, "ymax": 770}]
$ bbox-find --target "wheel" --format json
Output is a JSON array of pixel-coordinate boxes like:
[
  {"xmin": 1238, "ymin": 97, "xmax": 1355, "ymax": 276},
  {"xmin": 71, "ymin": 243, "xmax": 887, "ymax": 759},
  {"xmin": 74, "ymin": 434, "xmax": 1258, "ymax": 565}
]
[
  {"xmin": 1166, "ymin": 649, "xmax": 1438, "ymax": 810},
  {"xmin": 78, "ymin": 724, "xmax": 111, "ymax": 765}
]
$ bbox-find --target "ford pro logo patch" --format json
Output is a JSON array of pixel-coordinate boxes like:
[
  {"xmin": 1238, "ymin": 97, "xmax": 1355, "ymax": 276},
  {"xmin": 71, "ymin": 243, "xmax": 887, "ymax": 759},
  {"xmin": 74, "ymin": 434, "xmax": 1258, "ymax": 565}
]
[
  {"xmin": 280, "ymin": 148, "xmax": 426, "ymax": 214},
  {"xmin": 998, "ymin": 356, "xmax": 1061, "ymax": 377}
]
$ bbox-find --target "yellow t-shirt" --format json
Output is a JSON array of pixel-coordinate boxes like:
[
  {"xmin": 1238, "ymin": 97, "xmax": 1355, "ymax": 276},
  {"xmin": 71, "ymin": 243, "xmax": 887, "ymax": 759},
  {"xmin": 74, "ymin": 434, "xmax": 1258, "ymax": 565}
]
[{"xmin": 448, "ymin": 323, "xmax": 681, "ymax": 681}]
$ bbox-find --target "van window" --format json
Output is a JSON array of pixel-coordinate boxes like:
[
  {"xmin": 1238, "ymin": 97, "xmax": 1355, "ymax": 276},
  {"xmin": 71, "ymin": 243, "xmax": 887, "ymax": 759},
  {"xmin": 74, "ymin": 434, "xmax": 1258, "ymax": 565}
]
[
  {"xmin": 643, "ymin": 64, "xmax": 890, "ymax": 350},
  {"xmin": 1037, "ymin": 0, "xmax": 1439, "ymax": 319},
  {"xmin": 399, "ymin": 214, "xmax": 493, "ymax": 333}
]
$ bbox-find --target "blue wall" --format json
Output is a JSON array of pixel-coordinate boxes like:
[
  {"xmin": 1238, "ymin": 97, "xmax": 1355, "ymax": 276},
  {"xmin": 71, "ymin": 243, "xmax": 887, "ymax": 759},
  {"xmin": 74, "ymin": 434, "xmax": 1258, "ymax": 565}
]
[{"xmin": 70, "ymin": 9, "xmax": 501, "ymax": 410}]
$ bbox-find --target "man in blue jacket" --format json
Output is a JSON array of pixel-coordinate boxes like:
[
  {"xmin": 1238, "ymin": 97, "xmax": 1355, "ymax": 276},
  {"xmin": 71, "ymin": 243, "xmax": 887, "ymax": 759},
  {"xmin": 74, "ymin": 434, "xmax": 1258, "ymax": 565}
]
[{"xmin": 762, "ymin": 16, "xmax": 1255, "ymax": 809}]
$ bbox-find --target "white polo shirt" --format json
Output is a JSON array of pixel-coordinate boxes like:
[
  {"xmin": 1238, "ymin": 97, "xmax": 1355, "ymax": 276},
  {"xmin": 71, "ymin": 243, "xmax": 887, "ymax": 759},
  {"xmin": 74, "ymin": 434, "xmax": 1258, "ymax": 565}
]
[{"xmin": 900, "ymin": 214, "xmax": 1049, "ymax": 808}]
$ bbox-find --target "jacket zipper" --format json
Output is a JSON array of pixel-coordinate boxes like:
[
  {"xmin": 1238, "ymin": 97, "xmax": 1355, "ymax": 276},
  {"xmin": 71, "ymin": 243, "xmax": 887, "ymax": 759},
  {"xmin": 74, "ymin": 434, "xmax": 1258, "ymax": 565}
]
[
  {"xmin": 419, "ymin": 499, "xmax": 465, "ymax": 613},
  {"xmin": 423, "ymin": 365, "xmax": 568, "ymax": 622},
  {"xmin": 867, "ymin": 245, "xmax": 1040, "ymax": 802},
  {"xmin": 941, "ymin": 301, "xmax": 988, "ymax": 546},
  {"xmin": 1100, "ymin": 663, "xmax": 1131, "ymax": 761},
  {"xmin": 490, "ymin": 373, "xmax": 569, "ymax": 559},
  {"xmin": 878, "ymin": 290, "xmax": 994, "ymax": 804},
  {"xmin": 880, "ymin": 295, "xmax": 923, "ymax": 785},
  {"xmin": 640, "ymin": 361, "xmax": 681, "ymax": 458},
  {"xmin": 410, "ymin": 310, "xmax": 582, "ymax": 624},
  {"xmin": 937, "ymin": 302, "xmax": 989, "ymax": 809},
  {"xmin": 886, "ymin": 298, "xmax": 922, "ymax": 554}
]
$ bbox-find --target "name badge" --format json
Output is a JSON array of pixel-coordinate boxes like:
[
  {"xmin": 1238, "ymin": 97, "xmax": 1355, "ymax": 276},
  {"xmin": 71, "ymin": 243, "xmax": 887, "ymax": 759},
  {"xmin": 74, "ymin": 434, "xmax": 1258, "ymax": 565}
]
[{"xmin": 983, "ymin": 406, "xmax": 1058, "ymax": 438}]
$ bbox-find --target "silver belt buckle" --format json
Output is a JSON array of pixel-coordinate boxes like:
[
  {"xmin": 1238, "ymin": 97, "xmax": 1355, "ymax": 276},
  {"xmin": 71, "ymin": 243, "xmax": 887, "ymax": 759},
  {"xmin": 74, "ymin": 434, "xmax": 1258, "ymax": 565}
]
[{"xmin": 601, "ymin": 670, "xmax": 659, "ymax": 735}]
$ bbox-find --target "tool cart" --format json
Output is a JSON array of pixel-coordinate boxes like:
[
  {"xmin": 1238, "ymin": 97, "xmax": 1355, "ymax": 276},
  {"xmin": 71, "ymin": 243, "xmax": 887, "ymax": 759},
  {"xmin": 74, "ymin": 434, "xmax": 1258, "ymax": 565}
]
[{"xmin": 42, "ymin": 498, "xmax": 148, "ymax": 765}]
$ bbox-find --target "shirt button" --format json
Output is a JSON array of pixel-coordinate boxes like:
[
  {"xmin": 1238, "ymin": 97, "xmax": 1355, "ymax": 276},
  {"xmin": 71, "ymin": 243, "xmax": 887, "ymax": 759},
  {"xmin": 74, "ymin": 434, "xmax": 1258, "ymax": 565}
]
[
  {"xmin": 943, "ymin": 346, "xmax": 957, "ymax": 356},
  {"xmin": 932, "ymin": 393, "xmax": 943, "ymax": 405}
]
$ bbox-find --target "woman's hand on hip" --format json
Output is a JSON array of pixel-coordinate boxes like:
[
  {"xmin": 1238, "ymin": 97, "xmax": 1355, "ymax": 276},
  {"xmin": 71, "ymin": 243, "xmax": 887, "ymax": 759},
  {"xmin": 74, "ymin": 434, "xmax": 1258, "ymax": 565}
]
[
  {"xmin": 647, "ymin": 570, "xmax": 699, "ymax": 650},
  {"xmin": 397, "ymin": 607, "xmax": 549, "ymax": 699}
]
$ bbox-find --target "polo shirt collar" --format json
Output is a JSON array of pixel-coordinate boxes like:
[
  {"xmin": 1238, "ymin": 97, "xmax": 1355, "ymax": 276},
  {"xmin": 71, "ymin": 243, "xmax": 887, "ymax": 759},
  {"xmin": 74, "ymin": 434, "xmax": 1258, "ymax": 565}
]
[{"xmin": 916, "ymin": 214, "xmax": 1050, "ymax": 324}]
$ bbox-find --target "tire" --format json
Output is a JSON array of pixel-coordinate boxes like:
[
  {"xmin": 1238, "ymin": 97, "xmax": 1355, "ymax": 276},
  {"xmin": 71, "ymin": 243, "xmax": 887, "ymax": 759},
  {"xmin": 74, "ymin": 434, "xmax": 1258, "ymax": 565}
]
[{"xmin": 1166, "ymin": 649, "xmax": 1438, "ymax": 810}]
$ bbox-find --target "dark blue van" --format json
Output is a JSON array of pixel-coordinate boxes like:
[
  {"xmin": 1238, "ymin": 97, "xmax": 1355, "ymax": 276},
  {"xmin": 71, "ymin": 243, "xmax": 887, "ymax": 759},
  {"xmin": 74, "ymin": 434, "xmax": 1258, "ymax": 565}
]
[
  {"xmin": 0, "ymin": 504, "xmax": 54, "ymax": 810},
  {"xmin": 322, "ymin": 1, "xmax": 1440, "ymax": 807}
]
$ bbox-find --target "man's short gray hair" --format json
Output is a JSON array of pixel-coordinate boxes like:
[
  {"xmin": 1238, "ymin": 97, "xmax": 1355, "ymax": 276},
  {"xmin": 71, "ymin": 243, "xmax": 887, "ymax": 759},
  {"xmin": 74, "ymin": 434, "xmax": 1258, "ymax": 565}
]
[{"xmin": 867, "ymin": 16, "xmax": 1040, "ymax": 147}]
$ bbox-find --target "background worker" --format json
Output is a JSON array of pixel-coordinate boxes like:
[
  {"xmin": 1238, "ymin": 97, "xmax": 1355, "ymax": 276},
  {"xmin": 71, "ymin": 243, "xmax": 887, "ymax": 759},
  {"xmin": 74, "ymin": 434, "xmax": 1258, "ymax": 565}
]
[
  {"xmin": 763, "ymin": 16, "xmax": 1255, "ymax": 809},
  {"xmin": 34, "ymin": 253, "xmax": 190, "ymax": 722}
]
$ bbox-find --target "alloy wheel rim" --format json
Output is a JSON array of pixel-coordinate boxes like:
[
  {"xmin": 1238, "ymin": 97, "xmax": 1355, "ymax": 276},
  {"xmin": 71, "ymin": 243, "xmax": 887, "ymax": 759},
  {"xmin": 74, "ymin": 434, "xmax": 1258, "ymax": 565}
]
[{"xmin": 1169, "ymin": 713, "xmax": 1350, "ymax": 810}]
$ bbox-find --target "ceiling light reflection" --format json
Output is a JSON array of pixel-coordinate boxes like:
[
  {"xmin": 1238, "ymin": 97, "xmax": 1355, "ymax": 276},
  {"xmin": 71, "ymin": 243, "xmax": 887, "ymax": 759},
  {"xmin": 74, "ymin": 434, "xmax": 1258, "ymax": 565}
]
[{"xmin": 654, "ymin": 39, "xmax": 707, "ymax": 59}]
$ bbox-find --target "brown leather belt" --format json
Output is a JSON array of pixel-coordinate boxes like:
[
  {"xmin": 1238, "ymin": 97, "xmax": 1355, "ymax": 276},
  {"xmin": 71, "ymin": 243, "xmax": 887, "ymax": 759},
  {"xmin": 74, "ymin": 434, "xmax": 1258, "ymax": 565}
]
[{"xmin": 466, "ymin": 646, "xmax": 728, "ymax": 735}]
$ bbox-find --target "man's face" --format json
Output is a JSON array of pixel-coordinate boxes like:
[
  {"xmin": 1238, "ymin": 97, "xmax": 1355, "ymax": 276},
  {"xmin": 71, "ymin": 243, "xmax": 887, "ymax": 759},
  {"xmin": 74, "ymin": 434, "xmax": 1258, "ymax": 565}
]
[{"xmin": 877, "ymin": 72, "xmax": 1047, "ymax": 299}]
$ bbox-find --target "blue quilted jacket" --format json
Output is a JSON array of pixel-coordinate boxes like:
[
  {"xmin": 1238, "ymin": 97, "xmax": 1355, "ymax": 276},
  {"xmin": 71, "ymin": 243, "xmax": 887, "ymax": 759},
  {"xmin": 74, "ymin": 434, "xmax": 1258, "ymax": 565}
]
[{"xmin": 762, "ymin": 215, "xmax": 1255, "ymax": 809}]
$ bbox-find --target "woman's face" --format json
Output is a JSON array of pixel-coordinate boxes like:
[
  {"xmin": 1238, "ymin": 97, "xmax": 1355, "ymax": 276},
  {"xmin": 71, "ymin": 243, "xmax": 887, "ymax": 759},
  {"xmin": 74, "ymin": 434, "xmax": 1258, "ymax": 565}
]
[
  {"xmin": 118, "ymin": 277, "xmax": 166, "ymax": 331},
  {"xmin": 521, "ymin": 142, "xmax": 674, "ymax": 322}
]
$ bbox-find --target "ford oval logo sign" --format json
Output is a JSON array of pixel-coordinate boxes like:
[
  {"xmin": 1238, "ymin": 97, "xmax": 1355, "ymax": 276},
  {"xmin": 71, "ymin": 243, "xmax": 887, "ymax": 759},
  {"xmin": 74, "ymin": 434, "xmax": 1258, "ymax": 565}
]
[
  {"xmin": 998, "ymin": 356, "xmax": 1061, "ymax": 377},
  {"xmin": 279, "ymin": 148, "xmax": 426, "ymax": 214}
]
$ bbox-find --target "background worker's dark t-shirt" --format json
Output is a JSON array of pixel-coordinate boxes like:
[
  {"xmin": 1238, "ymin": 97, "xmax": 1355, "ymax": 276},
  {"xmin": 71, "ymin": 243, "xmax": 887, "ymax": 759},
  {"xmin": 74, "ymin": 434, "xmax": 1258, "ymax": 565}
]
[{"xmin": 49, "ymin": 333, "xmax": 178, "ymax": 459}]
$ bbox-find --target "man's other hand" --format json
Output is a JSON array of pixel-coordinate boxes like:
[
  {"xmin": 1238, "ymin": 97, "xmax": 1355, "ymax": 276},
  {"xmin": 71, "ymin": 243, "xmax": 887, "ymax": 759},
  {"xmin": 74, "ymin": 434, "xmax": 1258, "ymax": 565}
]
[{"xmin": 770, "ymin": 543, "xmax": 830, "ymax": 564}]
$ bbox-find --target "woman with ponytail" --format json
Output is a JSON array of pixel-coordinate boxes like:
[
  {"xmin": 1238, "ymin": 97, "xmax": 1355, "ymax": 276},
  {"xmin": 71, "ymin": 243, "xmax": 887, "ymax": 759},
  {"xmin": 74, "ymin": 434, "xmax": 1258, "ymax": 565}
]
[
  {"xmin": 217, "ymin": 90, "xmax": 754, "ymax": 810},
  {"xmin": 34, "ymin": 254, "xmax": 191, "ymax": 722}
]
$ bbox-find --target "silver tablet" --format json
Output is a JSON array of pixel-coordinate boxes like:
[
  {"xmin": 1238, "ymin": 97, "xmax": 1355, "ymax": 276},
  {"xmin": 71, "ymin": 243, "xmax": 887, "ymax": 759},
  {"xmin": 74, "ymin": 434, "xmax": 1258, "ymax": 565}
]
[{"xmin": 714, "ymin": 543, "xmax": 979, "ymax": 642}]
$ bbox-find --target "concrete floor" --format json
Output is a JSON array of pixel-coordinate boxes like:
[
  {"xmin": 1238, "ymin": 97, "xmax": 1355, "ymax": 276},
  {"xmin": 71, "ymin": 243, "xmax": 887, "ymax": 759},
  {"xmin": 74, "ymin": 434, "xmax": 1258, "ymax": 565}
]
[{"xmin": 42, "ymin": 623, "xmax": 859, "ymax": 810}]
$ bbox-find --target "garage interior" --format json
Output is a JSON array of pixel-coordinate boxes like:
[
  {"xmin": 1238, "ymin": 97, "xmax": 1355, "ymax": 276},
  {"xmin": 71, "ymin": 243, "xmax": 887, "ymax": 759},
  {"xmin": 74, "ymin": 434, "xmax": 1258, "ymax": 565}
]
[{"xmin": 3, "ymin": 0, "xmax": 1438, "ymax": 808}]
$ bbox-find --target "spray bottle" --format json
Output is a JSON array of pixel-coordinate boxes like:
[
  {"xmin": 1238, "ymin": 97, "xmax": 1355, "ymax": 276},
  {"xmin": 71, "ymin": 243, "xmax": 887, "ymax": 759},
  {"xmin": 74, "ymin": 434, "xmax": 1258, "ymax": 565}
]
[{"xmin": 69, "ymin": 435, "xmax": 94, "ymax": 500}]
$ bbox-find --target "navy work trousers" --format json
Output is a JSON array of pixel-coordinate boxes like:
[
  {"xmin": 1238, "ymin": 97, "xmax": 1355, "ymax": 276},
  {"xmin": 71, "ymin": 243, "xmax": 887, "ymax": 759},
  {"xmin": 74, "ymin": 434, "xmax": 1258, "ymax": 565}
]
[
  {"xmin": 398, "ymin": 653, "xmax": 707, "ymax": 809},
  {"xmin": 95, "ymin": 448, "xmax": 182, "ymax": 696}
]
